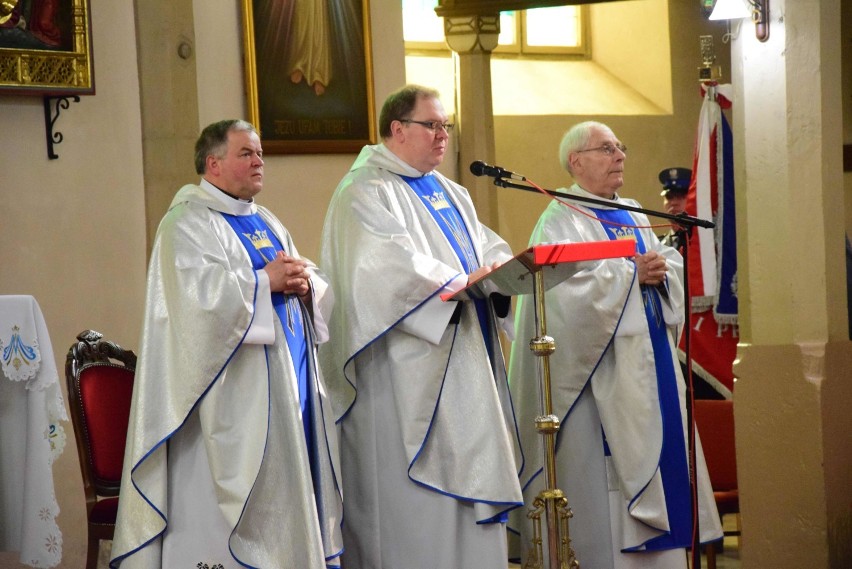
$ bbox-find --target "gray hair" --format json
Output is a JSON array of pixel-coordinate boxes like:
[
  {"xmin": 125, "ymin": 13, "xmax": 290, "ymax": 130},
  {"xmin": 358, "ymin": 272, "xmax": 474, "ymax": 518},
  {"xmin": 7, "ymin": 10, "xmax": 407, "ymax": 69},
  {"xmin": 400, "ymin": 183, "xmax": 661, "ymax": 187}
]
[
  {"xmin": 558, "ymin": 121, "xmax": 611, "ymax": 174},
  {"xmin": 378, "ymin": 84, "xmax": 441, "ymax": 139},
  {"xmin": 194, "ymin": 119, "xmax": 257, "ymax": 174}
]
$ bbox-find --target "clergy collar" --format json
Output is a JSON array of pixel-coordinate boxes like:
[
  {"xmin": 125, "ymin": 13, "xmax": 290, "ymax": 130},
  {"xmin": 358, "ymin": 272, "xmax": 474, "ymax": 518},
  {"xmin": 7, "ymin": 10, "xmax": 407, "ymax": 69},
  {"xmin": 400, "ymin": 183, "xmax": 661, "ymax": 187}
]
[
  {"xmin": 202, "ymin": 178, "xmax": 254, "ymax": 202},
  {"xmin": 565, "ymin": 183, "xmax": 623, "ymax": 209},
  {"xmin": 376, "ymin": 143, "xmax": 435, "ymax": 178},
  {"xmin": 200, "ymin": 179, "xmax": 256, "ymax": 215}
]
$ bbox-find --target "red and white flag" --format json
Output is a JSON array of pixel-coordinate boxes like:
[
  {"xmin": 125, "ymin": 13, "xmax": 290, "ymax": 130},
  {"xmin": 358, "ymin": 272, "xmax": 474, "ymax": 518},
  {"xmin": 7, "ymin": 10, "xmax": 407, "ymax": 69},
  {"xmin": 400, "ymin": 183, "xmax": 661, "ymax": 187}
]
[{"xmin": 680, "ymin": 83, "xmax": 738, "ymax": 396}]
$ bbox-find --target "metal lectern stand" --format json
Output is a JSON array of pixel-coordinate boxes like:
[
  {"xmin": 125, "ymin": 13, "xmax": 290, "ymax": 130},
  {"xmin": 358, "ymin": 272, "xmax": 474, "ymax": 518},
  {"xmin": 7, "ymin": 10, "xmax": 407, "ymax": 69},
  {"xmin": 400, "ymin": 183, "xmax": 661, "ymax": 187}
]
[{"xmin": 444, "ymin": 240, "xmax": 636, "ymax": 569}]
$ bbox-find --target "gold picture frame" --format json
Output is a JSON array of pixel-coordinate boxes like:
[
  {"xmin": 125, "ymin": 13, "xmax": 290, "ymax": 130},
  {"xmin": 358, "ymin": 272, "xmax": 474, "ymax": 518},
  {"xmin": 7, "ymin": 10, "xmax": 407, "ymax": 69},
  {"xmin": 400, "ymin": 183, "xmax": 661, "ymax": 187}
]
[
  {"xmin": 0, "ymin": 0, "xmax": 95, "ymax": 95},
  {"xmin": 241, "ymin": 0, "xmax": 376, "ymax": 154}
]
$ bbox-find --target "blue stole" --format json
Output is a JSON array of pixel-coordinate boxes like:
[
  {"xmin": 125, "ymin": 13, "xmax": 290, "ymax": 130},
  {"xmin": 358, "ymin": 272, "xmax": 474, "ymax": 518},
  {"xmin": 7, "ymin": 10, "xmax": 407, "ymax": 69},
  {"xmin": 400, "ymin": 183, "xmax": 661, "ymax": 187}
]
[
  {"xmin": 401, "ymin": 175, "xmax": 492, "ymax": 358},
  {"xmin": 592, "ymin": 207, "xmax": 692, "ymax": 550},
  {"xmin": 403, "ymin": 174, "xmax": 508, "ymax": 523},
  {"xmin": 220, "ymin": 212, "xmax": 315, "ymax": 468}
]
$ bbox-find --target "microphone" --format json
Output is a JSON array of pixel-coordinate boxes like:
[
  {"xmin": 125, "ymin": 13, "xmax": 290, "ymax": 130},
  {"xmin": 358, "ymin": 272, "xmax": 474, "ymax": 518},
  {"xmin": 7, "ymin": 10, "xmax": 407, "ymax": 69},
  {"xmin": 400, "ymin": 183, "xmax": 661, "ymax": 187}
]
[{"xmin": 469, "ymin": 161, "xmax": 526, "ymax": 181}]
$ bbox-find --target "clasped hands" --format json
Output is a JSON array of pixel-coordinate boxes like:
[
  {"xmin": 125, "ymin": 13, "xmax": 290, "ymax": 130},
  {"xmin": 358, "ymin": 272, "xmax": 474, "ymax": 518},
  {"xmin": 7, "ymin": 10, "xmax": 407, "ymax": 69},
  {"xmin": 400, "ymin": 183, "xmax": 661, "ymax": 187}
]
[
  {"xmin": 635, "ymin": 251, "xmax": 667, "ymax": 286},
  {"xmin": 264, "ymin": 251, "xmax": 311, "ymax": 299}
]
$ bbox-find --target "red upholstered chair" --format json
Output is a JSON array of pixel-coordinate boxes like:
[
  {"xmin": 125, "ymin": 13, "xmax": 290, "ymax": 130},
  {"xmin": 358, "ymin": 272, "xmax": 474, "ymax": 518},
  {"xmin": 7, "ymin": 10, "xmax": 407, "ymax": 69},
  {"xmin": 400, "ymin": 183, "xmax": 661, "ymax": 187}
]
[
  {"xmin": 694, "ymin": 398, "xmax": 740, "ymax": 569},
  {"xmin": 65, "ymin": 330, "xmax": 136, "ymax": 569}
]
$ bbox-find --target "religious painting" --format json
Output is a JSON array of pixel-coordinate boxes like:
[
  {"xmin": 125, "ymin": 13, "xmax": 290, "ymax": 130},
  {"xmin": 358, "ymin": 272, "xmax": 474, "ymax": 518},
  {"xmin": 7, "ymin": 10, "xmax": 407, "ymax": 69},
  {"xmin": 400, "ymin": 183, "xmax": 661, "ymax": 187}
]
[
  {"xmin": 0, "ymin": 0, "xmax": 95, "ymax": 95},
  {"xmin": 241, "ymin": 0, "xmax": 376, "ymax": 154}
]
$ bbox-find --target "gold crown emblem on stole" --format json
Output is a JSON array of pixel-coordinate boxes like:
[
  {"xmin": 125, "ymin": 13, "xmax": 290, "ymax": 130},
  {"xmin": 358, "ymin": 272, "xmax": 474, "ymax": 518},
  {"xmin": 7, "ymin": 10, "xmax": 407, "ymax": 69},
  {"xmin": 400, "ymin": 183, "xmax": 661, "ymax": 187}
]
[
  {"xmin": 243, "ymin": 229, "xmax": 274, "ymax": 251},
  {"xmin": 609, "ymin": 226, "xmax": 636, "ymax": 240}
]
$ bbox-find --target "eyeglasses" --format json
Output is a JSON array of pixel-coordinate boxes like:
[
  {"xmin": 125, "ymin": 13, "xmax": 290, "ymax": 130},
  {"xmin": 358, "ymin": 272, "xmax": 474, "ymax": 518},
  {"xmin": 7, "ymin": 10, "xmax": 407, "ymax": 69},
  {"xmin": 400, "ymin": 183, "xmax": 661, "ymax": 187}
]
[
  {"xmin": 576, "ymin": 143, "xmax": 627, "ymax": 156},
  {"xmin": 399, "ymin": 119, "xmax": 455, "ymax": 132}
]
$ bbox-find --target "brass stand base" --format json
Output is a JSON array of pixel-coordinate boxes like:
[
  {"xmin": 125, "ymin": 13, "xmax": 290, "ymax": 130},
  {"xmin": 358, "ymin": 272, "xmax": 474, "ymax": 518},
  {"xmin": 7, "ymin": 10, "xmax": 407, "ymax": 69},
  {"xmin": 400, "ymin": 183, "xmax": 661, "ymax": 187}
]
[
  {"xmin": 522, "ymin": 489, "xmax": 579, "ymax": 569},
  {"xmin": 523, "ymin": 267, "xmax": 579, "ymax": 569}
]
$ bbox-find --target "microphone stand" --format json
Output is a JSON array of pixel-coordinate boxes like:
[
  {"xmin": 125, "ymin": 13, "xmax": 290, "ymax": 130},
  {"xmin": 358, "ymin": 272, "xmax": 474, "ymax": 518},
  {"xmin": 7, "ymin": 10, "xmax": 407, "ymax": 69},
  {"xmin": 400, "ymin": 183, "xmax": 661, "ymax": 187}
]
[
  {"xmin": 490, "ymin": 174, "xmax": 713, "ymax": 567},
  {"xmin": 489, "ymin": 176, "xmax": 715, "ymax": 230}
]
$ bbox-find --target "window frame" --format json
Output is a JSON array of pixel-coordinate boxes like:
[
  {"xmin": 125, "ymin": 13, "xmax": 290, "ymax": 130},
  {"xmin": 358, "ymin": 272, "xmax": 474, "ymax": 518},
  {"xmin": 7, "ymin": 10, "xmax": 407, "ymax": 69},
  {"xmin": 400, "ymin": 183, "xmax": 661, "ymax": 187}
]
[{"xmin": 403, "ymin": 4, "xmax": 590, "ymax": 59}]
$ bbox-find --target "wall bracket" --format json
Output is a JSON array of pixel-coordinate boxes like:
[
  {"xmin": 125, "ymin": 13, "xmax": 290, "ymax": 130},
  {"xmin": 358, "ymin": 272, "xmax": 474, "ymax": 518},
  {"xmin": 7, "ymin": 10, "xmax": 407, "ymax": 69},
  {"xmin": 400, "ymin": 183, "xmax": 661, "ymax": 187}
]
[{"xmin": 43, "ymin": 95, "xmax": 81, "ymax": 160}]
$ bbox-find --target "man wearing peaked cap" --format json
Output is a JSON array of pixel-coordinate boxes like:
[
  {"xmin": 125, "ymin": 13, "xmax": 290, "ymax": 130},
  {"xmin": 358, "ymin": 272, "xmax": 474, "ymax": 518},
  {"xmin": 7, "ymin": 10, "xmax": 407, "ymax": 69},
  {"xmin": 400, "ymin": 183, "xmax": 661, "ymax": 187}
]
[{"xmin": 658, "ymin": 167, "xmax": 692, "ymax": 250}]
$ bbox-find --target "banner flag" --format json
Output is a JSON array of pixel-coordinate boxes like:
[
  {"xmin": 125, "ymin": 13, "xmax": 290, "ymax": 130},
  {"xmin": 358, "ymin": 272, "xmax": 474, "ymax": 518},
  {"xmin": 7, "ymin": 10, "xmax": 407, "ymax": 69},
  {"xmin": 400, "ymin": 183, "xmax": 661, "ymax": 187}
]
[{"xmin": 680, "ymin": 83, "xmax": 738, "ymax": 395}]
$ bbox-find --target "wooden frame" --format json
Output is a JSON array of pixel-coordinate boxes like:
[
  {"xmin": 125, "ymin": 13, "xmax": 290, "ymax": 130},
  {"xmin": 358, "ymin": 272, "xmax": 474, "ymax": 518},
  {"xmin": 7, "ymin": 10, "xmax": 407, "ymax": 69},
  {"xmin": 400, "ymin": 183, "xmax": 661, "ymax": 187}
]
[
  {"xmin": 241, "ymin": 0, "xmax": 376, "ymax": 154},
  {"xmin": 0, "ymin": 0, "xmax": 95, "ymax": 95}
]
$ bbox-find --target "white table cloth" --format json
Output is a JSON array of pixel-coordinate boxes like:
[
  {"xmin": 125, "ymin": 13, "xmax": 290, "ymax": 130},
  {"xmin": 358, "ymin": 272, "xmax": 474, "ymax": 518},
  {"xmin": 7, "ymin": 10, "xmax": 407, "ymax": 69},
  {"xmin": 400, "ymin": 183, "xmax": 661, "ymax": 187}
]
[{"xmin": 0, "ymin": 295, "xmax": 67, "ymax": 568}]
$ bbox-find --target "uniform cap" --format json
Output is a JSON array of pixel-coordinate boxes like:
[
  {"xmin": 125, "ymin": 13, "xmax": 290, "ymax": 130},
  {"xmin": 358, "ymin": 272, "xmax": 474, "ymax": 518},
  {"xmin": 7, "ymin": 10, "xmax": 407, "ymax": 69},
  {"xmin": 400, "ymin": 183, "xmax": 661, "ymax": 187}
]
[{"xmin": 659, "ymin": 167, "xmax": 692, "ymax": 196}]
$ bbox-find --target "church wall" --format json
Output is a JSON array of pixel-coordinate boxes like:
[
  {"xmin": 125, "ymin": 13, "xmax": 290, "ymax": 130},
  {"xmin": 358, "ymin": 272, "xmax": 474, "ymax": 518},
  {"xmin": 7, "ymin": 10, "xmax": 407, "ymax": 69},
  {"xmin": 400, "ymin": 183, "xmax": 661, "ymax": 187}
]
[{"xmin": 0, "ymin": 0, "xmax": 147, "ymax": 566}]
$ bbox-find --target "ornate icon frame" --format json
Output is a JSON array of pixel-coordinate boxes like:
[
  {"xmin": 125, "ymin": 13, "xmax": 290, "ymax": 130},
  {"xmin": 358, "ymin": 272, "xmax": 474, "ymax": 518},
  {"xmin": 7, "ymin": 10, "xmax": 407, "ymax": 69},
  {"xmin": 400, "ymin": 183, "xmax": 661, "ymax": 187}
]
[
  {"xmin": 0, "ymin": 0, "xmax": 95, "ymax": 96},
  {"xmin": 240, "ymin": 0, "xmax": 376, "ymax": 154}
]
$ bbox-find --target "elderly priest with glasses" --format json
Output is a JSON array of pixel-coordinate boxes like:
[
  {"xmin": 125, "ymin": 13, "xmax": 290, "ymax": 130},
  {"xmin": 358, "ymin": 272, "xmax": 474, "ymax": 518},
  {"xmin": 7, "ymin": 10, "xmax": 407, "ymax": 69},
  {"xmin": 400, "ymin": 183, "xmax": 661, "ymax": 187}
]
[
  {"xmin": 319, "ymin": 84, "xmax": 524, "ymax": 569},
  {"xmin": 508, "ymin": 121, "xmax": 722, "ymax": 568}
]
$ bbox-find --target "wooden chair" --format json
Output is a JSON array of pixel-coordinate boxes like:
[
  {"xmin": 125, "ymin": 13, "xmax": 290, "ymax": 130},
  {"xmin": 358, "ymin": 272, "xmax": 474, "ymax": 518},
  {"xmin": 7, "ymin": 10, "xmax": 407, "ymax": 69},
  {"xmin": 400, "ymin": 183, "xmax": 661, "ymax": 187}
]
[
  {"xmin": 694, "ymin": 398, "xmax": 740, "ymax": 569},
  {"xmin": 65, "ymin": 330, "xmax": 136, "ymax": 569}
]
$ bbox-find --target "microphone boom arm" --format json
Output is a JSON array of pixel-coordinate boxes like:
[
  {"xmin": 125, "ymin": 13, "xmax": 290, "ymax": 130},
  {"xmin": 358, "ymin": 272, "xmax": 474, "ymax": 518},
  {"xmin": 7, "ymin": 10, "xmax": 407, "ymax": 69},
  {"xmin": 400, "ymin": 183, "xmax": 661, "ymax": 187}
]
[{"xmin": 491, "ymin": 176, "xmax": 715, "ymax": 230}]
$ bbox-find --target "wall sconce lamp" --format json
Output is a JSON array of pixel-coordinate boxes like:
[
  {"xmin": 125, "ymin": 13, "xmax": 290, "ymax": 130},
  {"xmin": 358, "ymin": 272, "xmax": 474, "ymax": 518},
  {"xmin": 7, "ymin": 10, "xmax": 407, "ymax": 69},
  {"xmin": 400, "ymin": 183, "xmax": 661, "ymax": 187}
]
[{"xmin": 709, "ymin": 0, "xmax": 769, "ymax": 42}]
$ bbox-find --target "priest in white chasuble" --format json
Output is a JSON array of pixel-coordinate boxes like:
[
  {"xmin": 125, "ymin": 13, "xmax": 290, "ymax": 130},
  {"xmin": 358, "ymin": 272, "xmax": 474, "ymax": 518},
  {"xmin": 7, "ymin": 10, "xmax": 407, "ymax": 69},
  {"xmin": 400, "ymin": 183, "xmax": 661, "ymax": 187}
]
[
  {"xmin": 508, "ymin": 121, "xmax": 722, "ymax": 568},
  {"xmin": 110, "ymin": 120, "xmax": 342, "ymax": 569},
  {"xmin": 319, "ymin": 85, "xmax": 524, "ymax": 569}
]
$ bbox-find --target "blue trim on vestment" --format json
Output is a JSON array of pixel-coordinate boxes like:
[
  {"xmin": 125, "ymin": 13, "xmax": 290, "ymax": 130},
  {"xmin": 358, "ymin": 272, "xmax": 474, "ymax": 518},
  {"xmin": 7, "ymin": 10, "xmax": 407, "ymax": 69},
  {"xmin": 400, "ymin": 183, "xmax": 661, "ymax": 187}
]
[
  {"xmin": 111, "ymin": 271, "xmax": 260, "ymax": 569},
  {"xmin": 337, "ymin": 274, "xmax": 523, "ymax": 517},
  {"xmin": 625, "ymin": 288, "xmax": 692, "ymax": 551},
  {"xmin": 223, "ymin": 344, "xmax": 274, "ymax": 569},
  {"xmin": 401, "ymin": 175, "xmax": 479, "ymax": 274},
  {"xmin": 592, "ymin": 207, "xmax": 692, "ymax": 552},
  {"xmin": 336, "ymin": 274, "xmax": 462, "ymax": 423},
  {"xmin": 404, "ymin": 321, "xmax": 523, "ymax": 521},
  {"xmin": 223, "ymin": 212, "xmax": 339, "ymax": 564}
]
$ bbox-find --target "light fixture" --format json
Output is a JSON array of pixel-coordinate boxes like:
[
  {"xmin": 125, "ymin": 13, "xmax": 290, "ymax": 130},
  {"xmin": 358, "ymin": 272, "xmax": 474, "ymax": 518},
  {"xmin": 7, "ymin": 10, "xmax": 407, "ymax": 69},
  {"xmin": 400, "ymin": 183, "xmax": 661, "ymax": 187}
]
[
  {"xmin": 709, "ymin": 0, "xmax": 769, "ymax": 42},
  {"xmin": 709, "ymin": 0, "xmax": 750, "ymax": 20}
]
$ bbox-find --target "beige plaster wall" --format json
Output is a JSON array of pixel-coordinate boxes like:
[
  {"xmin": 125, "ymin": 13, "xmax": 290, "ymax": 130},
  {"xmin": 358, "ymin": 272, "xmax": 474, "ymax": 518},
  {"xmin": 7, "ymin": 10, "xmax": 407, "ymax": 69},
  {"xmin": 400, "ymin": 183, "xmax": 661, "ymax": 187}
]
[
  {"xmin": 0, "ymin": 0, "xmax": 147, "ymax": 566},
  {"xmin": 591, "ymin": 0, "xmax": 673, "ymax": 113}
]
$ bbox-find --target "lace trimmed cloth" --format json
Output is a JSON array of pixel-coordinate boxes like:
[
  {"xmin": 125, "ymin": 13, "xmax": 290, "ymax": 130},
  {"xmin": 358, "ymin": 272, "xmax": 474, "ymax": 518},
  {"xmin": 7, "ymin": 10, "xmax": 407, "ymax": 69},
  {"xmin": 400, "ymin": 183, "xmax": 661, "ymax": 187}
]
[{"xmin": 0, "ymin": 295, "xmax": 67, "ymax": 568}]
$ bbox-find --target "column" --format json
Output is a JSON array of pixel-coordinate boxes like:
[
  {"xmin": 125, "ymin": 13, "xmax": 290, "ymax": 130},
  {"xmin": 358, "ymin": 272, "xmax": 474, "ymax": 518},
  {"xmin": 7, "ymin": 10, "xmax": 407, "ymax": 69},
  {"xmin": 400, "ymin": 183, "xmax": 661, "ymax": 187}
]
[
  {"xmin": 442, "ymin": 14, "xmax": 501, "ymax": 230},
  {"xmin": 730, "ymin": 0, "xmax": 852, "ymax": 566}
]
